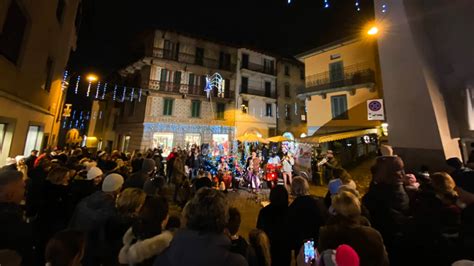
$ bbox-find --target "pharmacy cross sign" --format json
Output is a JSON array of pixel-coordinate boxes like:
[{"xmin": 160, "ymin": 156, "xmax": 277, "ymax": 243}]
[{"xmin": 204, "ymin": 73, "xmax": 225, "ymax": 99}]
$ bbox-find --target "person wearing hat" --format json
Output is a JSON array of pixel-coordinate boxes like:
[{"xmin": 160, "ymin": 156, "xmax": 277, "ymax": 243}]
[
  {"xmin": 0, "ymin": 169, "xmax": 33, "ymax": 264},
  {"xmin": 70, "ymin": 166, "xmax": 104, "ymax": 207},
  {"xmin": 123, "ymin": 158, "xmax": 155, "ymax": 190},
  {"xmin": 69, "ymin": 173, "xmax": 124, "ymax": 265}
]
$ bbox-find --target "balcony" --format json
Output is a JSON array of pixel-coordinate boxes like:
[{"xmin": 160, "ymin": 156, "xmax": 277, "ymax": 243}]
[
  {"xmin": 152, "ymin": 48, "xmax": 236, "ymax": 71},
  {"xmin": 240, "ymin": 86, "xmax": 276, "ymax": 98},
  {"xmin": 149, "ymin": 80, "xmax": 232, "ymax": 99},
  {"xmin": 241, "ymin": 62, "xmax": 276, "ymax": 76},
  {"xmin": 299, "ymin": 63, "xmax": 375, "ymax": 95}
]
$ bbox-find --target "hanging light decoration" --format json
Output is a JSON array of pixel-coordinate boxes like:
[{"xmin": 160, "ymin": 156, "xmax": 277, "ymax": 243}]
[
  {"xmin": 113, "ymin": 85, "xmax": 118, "ymax": 101},
  {"xmin": 74, "ymin": 76, "xmax": 80, "ymax": 94},
  {"xmin": 323, "ymin": 0, "xmax": 329, "ymax": 8},
  {"xmin": 355, "ymin": 0, "xmax": 360, "ymax": 11},
  {"xmin": 101, "ymin": 83, "xmax": 107, "ymax": 100},
  {"xmin": 122, "ymin": 86, "xmax": 127, "ymax": 102},
  {"xmin": 95, "ymin": 82, "xmax": 101, "ymax": 99},
  {"xmin": 138, "ymin": 88, "xmax": 143, "ymax": 102},
  {"xmin": 130, "ymin": 88, "xmax": 135, "ymax": 102}
]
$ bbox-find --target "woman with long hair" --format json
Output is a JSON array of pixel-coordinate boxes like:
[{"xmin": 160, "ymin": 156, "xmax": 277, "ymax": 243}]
[{"xmin": 249, "ymin": 229, "xmax": 272, "ymax": 266}]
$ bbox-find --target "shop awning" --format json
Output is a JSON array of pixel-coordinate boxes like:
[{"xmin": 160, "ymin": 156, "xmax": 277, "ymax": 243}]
[{"xmin": 299, "ymin": 128, "xmax": 379, "ymax": 144}]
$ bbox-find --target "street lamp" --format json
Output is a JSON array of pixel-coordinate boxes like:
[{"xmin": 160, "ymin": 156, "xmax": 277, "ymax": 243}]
[
  {"xmin": 367, "ymin": 26, "xmax": 379, "ymax": 36},
  {"xmin": 86, "ymin": 73, "xmax": 98, "ymax": 97},
  {"xmin": 86, "ymin": 74, "xmax": 98, "ymax": 82}
]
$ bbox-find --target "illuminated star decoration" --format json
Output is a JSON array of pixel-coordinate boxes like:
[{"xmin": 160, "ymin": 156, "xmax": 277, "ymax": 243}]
[
  {"xmin": 355, "ymin": 0, "xmax": 360, "ymax": 11},
  {"xmin": 323, "ymin": 0, "xmax": 329, "ymax": 8}
]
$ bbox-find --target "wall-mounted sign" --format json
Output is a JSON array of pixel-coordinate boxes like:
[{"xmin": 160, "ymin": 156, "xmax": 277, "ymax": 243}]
[
  {"xmin": 367, "ymin": 99, "xmax": 384, "ymax": 120},
  {"xmin": 63, "ymin": 104, "xmax": 72, "ymax": 117}
]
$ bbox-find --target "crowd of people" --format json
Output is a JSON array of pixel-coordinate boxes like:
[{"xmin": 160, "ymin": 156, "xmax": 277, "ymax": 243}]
[{"xmin": 0, "ymin": 145, "xmax": 474, "ymax": 266}]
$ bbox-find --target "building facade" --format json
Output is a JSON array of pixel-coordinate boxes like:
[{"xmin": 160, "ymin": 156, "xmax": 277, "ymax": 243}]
[
  {"xmin": 0, "ymin": 0, "xmax": 81, "ymax": 165},
  {"xmin": 235, "ymin": 48, "xmax": 277, "ymax": 138},
  {"xmin": 118, "ymin": 30, "xmax": 237, "ymax": 156},
  {"xmin": 374, "ymin": 0, "xmax": 473, "ymax": 170},
  {"xmin": 276, "ymin": 58, "xmax": 307, "ymax": 138},
  {"xmin": 297, "ymin": 38, "xmax": 383, "ymax": 164}
]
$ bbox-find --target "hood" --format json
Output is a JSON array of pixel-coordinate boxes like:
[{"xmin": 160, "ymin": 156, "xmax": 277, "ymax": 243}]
[{"xmin": 69, "ymin": 191, "xmax": 116, "ymax": 231}]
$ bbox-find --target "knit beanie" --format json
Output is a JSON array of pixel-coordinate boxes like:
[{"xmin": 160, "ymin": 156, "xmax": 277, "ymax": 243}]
[
  {"xmin": 142, "ymin": 158, "xmax": 156, "ymax": 173},
  {"xmin": 102, "ymin": 173, "xmax": 124, "ymax": 192},
  {"xmin": 335, "ymin": 244, "xmax": 360, "ymax": 266},
  {"xmin": 87, "ymin": 166, "xmax": 103, "ymax": 180}
]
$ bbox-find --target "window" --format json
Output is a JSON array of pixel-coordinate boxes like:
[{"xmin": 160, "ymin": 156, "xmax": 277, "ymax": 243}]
[
  {"xmin": 284, "ymin": 84, "xmax": 290, "ymax": 97},
  {"xmin": 56, "ymin": 0, "xmax": 66, "ymax": 24},
  {"xmin": 241, "ymin": 53, "xmax": 249, "ymax": 68},
  {"xmin": 263, "ymin": 59, "xmax": 274, "ymax": 74},
  {"xmin": 44, "ymin": 57, "xmax": 54, "ymax": 92},
  {"xmin": 285, "ymin": 104, "xmax": 291, "ymax": 120},
  {"xmin": 188, "ymin": 73, "xmax": 195, "ymax": 87},
  {"xmin": 219, "ymin": 52, "xmax": 231, "ymax": 70},
  {"xmin": 216, "ymin": 103, "xmax": 225, "ymax": 119},
  {"xmin": 284, "ymin": 65, "xmax": 290, "ymax": 76},
  {"xmin": 152, "ymin": 133, "xmax": 173, "ymax": 157},
  {"xmin": 329, "ymin": 61, "xmax": 344, "ymax": 83},
  {"xmin": 195, "ymin": 47, "xmax": 204, "ymax": 65},
  {"xmin": 191, "ymin": 100, "xmax": 201, "ymax": 118},
  {"xmin": 331, "ymin": 95, "xmax": 348, "ymax": 119},
  {"xmin": 163, "ymin": 40, "xmax": 178, "ymax": 60},
  {"xmin": 24, "ymin": 126, "xmax": 43, "ymax": 156},
  {"xmin": 163, "ymin": 98, "xmax": 174, "ymax": 116},
  {"xmin": 266, "ymin": 103, "xmax": 272, "ymax": 117},
  {"xmin": 241, "ymin": 77, "xmax": 248, "ymax": 93},
  {"xmin": 241, "ymin": 100, "xmax": 248, "ymax": 113},
  {"xmin": 173, "ymin": 71, "xmax": 181, "ymax": 90},
  {"xmin": 265, "ymin": 81, "xmax": 272, "ymax": 97},
  {"xmin": 185, "ymin": 133, "xmax": 201, "ymax": 147},
  {"xmin": 300, "ymin": 68, "xmax": 305, "ymax": 80},
  {"xmin": 0, "ymin": 0, "xmax": 27, "ymax": 64},
  {"xmin": 269, "ymin": 128, "xmax": 277, "ymax": 137}
]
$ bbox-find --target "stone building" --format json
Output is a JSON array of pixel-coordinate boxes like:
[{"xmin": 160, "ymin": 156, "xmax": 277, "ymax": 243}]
[
  {"xmin": 276, "ymin": 57, "xmax": 307, "ymax": 138},
  {"xmin": 235, "ymin": 48, "xmax": 277, "ymax": 138},
  {"xmin": 118, "ymin": 29, "xmax": 237, "ymax": 156},
  {"xmin": 0, "ymin": 0, "xmax": 81, "ymax": 165}
]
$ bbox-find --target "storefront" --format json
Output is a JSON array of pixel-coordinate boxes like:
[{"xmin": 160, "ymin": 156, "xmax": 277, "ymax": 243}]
[{"xmin": 144, "ymin": 123, "xmax": 235, "ymax": 156}]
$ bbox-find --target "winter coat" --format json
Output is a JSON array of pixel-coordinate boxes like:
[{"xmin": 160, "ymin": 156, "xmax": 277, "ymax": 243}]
[
  {"xmin": 257, "ymin": 204, "xmax": 291, "ymax": 266},
  {"xmin": 36, "ymin": 181, "xmax": 73, "ymax": 257},
  {"xmin": 25, "ymin": 167, "xmax": 48, "ymax": 217},
  {"xmin": 153, "ymin": 229, "xmax": 248, "ymax": 266},
  {"xmin": 319, "ymin": 215, "xmax": 389, "ymax": 266},
  {"xmin": 362, "ymin": 182, "xmax": 410, "ymax": 251},
  {"xmin": 104, "ymin": 214, "xmax": 138, "ymax": 266},
  {"xmin": 119, "ymin": 229, "xmax": 173, "ymax": 265},
  {"xmin": 70, "ymin": 177, "xmax": 99, "ymax": 207},
  {"xmin": 0, "ymin": 202, "xmax": 33, "ymax": 265},
  {"xmin": 171, "ymin": 157, "xmax": 186, "ymax": 185},
  {"xmin": 288, "ymin": 195, "xmax": 328, "ymax": 252},
  {"xmin": 69, "ymin": 191, "xmax": 117, "ymax": 265}
]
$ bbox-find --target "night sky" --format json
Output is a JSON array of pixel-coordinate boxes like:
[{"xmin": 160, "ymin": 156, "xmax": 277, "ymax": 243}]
[{"xmin": 69, "ymin": 0, "xmax": 374, "ymax": 77}]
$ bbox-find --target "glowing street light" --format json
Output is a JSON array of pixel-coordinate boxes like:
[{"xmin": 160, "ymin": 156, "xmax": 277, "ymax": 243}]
[
  {"xmin": 367, "ymin": 26, "xmax": 379, "ymax": 36},
  {"xmin": 86, "ymin": 74, "xmax": 98, "ymax": 82}
]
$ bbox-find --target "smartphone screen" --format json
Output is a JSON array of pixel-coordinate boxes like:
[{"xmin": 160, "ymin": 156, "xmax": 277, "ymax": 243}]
[{"xmin": 304, "ymin": 240, "xmax": 315, "ymax": 263}]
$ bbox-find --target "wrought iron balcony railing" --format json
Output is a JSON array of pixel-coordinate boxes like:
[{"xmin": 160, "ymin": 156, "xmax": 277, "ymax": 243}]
[
  {"xmin": 152, "ymin": 48, "xmax": 236, "ymax": 71},
  {"xmin": 149, "ymin": 80, "xmax": 232, "ymax": 99},
  {"xmin": 240, "ymin": 86, "xmax": 276, "ymax": 98},
  {"xmin": 299, "ymin": 63, "xmax": 375, "ymax": 95},
  {"xmin": 241, "ymin": 62, "xmax": 276, "ymax": 76}
]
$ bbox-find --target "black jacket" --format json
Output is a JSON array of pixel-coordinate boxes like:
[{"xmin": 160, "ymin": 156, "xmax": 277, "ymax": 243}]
[
  {"xmin": 0, "ymin": 202, "xmax": 33, "ymax": 265},
  {"xmin": 123, "ymin": 171, "xmax": 149, "ymax": 190},
  {"xmin": 257, "ymin": 204, "xmax": 291, "ymax": 266},
  {"xmin": 288, "ymin": 195, "xmax": 327, "ymax": 252},
  {"xmin": 153, "ymin": 229, "xmax": 248, "ymax": 266}
]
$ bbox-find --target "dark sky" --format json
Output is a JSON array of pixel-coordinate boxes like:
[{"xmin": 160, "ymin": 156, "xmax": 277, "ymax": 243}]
[{"xmin": 69, "ymin": 0, "xmax": 374, "ymax": 77}]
